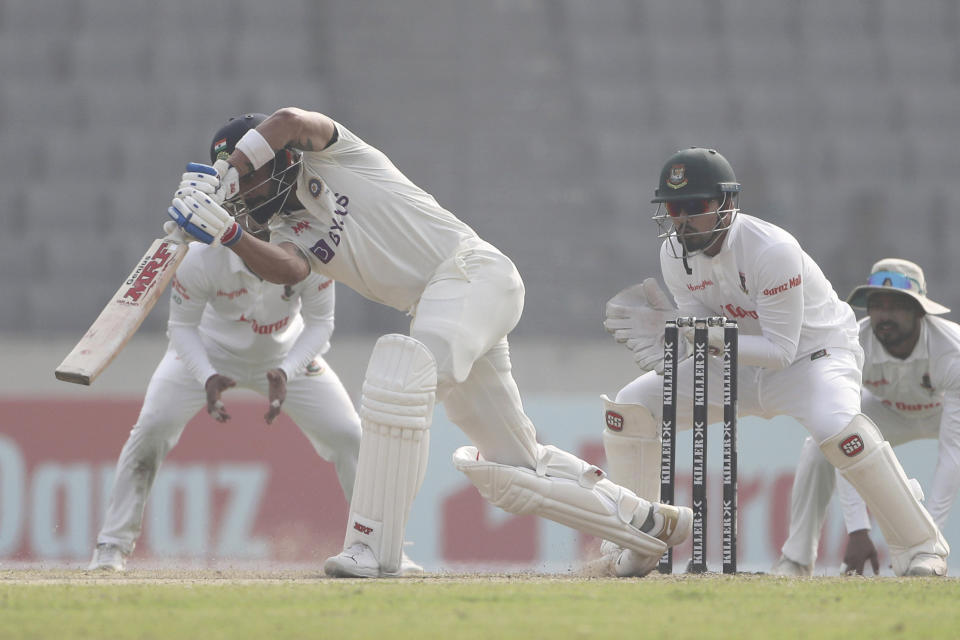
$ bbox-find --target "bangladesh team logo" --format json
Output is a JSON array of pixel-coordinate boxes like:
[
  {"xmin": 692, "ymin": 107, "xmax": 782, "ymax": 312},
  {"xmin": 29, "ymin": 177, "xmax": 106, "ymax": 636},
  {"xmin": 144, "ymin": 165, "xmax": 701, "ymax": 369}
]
[{"xmin": 667, "ymin": 164, "xmax": 688, "ymax": 189}]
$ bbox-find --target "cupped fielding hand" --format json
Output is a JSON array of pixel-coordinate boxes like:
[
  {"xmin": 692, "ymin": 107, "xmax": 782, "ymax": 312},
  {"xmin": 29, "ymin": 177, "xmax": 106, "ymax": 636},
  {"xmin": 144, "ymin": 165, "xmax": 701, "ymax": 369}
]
[
  {"xmin": 264, "ymin": 368, "xmax": 287, "ymax": 425},
  {"xmin": 841, "ymin": 529, "xmax": 880, "ymax": 576},
  {"xmin": 205, "ymin": 373, "xmax": 237, "ymax": 423}
]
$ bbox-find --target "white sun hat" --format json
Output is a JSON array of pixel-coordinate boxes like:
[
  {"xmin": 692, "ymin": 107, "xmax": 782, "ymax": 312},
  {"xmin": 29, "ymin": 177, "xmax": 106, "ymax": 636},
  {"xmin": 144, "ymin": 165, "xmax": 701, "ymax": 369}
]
[{"xmin": 846, "ymin": 258, "xmax": 950, "ymax": 315}]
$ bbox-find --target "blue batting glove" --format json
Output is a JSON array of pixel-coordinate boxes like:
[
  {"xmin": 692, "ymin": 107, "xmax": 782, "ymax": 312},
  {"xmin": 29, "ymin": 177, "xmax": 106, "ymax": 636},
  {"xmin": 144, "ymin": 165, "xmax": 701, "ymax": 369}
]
[{"xmin": 166, "ymin": 199, "xmax": 216, "ymax": 245}]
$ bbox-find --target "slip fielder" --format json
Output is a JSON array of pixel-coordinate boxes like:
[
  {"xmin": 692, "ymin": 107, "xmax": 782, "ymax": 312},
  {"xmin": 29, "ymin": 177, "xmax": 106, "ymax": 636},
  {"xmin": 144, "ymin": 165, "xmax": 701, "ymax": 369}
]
[
  {"xmin": 87, "ymin": 230, "xmax": 368, "ymax": 572},
  {"xmin": 776, "ymin": 259, "xmax": 960, "ymax": 575}
]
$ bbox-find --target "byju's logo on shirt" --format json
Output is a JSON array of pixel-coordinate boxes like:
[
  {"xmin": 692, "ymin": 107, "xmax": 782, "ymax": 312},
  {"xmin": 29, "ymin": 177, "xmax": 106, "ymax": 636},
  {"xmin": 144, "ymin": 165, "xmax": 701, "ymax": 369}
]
[{"xmin": 308, "ymin": 193, "xmax": 350, "ymax": 264}]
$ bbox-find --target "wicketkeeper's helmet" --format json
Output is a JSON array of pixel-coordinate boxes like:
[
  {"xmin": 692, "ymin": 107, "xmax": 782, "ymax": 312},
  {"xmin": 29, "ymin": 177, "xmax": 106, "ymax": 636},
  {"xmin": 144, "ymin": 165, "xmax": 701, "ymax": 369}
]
[
  {"xmin": 651, "ymin": 147, "xmax": 742, "ymax": 261},
  {"xmin": 652, "ymin": 147, "xmax": 740, "ymax": 203}
]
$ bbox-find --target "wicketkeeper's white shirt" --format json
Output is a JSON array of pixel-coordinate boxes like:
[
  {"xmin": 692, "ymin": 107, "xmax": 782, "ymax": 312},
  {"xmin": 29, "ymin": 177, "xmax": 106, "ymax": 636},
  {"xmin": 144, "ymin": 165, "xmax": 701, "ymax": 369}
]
[
  {"xmin": 662, "ymin": 213, "xmax": 861, "ymax": 369},
  {"xmin": 271, "ymin": 121, "xmax": 480, "ymax": 313}
]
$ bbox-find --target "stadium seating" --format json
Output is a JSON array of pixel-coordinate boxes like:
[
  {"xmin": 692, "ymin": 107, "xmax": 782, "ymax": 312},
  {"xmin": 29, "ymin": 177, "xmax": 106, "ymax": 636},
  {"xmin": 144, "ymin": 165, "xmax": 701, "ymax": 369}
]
[{"xmin": 2, "ymin": 0, "xmax": 959, "ymax": 336}]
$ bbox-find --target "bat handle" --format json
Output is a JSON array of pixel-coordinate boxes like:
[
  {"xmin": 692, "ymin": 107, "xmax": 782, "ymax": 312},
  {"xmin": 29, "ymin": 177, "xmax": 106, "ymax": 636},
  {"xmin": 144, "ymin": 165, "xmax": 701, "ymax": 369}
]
[{"xmin": 186, "ymin": 162, "xmax": 218, "ymax": 175}]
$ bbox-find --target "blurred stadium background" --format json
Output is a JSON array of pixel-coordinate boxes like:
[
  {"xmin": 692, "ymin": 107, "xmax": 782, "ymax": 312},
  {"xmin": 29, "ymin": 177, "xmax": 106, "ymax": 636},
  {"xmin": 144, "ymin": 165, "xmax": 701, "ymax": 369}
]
[{"xmin": 1, "ymin": 0, "xmax": 958, "ymax": 573}]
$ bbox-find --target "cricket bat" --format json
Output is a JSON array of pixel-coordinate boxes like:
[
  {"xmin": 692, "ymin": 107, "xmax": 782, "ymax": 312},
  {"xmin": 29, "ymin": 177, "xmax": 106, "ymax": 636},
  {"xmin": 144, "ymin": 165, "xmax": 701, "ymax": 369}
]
[{"xmin": 55, "ymin": 236, "xmax": 189, "ymax": 385}]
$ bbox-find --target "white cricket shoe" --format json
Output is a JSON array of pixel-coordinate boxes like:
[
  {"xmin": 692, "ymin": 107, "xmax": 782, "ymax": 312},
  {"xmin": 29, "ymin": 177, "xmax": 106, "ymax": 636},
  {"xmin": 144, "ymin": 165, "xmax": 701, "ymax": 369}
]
[
  {"xmin": 642, "ymin": 503, "xmax": 693, "ymax": 547},
  {"xmin": 398, "ymin": 551, "xmax": 425, "ymax": 577},
  {"xmin": 87, "ymin": 543, "xmax": 128, "ymax": 572},
  {"xmin": 324, "ymin": 544, "xmax": 425, "ymax": 578},
  {"xmin": 904, "ymin": 553, "xmax": 947, "ymax": 577},
  {"xmin": 600, "ymin": 503, "xmax": 694, "ymax": 578},
  {"xmin": 324, "ymin": 543, "xmax": 381, "ymax": 578},
  {"xmin": 770, "ymin": 554, "xmax": 813, "ymax": 577}
]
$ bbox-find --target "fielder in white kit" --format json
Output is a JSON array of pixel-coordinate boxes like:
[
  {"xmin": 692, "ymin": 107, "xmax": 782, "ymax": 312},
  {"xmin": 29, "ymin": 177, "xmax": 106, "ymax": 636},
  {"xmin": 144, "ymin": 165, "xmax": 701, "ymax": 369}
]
[
  {"xmin": 775, "ymin": 258, "xmax": 960, "ymax": 576},
  {"xmin": 88, "ymin": 191, "xmax": 365, "ymax": 572},
  {"xmin": 600, "ymin": 147, "xmax": 948, "ymax": 576},
  {"xmin": 165, "ymin": 108, "xmax": 693, "ymax": 578}
]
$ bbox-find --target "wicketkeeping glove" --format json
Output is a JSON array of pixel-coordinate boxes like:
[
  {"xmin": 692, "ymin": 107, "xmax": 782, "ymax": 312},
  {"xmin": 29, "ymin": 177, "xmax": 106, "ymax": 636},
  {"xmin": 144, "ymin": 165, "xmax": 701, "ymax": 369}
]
[
  {"xmin": 680, "ymin": 325, "xmax": 726, "ymax": 357},
  {"xmin": 604, "ymin": 278, "xmax": 680, "ymax": 371}
]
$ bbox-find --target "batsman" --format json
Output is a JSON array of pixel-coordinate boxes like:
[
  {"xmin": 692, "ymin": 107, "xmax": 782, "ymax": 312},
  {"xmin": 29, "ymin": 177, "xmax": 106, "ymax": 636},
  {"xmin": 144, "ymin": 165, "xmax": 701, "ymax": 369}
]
[
  {"xmin": 165, "ymin": 108, "xmax": 692, "ymax": 578},
  {"xmin": 600, "ymin": 147, "xmax": 948, "ymax": 576}
]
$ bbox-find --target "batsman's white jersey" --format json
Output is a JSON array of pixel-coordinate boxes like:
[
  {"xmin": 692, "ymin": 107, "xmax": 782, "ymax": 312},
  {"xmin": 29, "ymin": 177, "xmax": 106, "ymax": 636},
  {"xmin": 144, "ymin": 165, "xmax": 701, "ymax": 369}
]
[
  {"xmin": 782, "ymin": 315, "xmax": 960, "ymax": 565},
  {"xmin": 617, "ymin": 213, "xmax": 864, "ymax": 444},
  {"xmin": 270, "ymin": 120, "xmax": 528, "ymax": 408},
  {"xmin": 95, "ymin": 244, "xmax": 361, "ymax": 555},
  {"xmin": 272, "ymin": 122, "xmax": 480, "ymax": 314}
]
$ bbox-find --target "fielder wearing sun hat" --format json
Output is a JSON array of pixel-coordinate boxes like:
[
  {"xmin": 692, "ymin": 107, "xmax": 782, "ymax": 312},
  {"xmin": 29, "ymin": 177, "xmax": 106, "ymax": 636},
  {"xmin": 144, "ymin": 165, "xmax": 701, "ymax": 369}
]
[{"xmin": 846, "ymin": 258, "xmax": 950, "ymax": 315}]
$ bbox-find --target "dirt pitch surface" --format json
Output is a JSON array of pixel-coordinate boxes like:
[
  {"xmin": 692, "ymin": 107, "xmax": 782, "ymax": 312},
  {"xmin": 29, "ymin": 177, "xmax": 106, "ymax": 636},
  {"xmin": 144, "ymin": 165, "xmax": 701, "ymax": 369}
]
[{"xmin": 0, "ymin": 564, "xmax": 769, "ymax": 585}]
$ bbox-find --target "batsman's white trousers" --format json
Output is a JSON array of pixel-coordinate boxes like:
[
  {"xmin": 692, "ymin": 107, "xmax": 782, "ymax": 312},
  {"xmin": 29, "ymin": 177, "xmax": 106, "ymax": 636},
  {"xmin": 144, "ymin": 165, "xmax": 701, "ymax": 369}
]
[
  {"xmin": 615, "ymin": 347, "xmax": 863, "ymax": 445},
  {"xmin": 781, "ymin": 389, "xmax": 948, "ymax": 566},
  {"xmin": 410, "ymin": 239, "xmax": 541, "ymax": 468},
  {"xmin": 96, "ymin": 346, "xmax": 362, "ymax": 555}
]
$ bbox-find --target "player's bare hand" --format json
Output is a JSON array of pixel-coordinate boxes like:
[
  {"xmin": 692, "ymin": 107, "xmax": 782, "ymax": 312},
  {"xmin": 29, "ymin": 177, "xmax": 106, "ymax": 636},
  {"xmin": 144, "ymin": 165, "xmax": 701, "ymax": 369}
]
[
  {"xmin": 264, "ymin": 368, "xmax": 287, "ymax": 425},
  {"xmin": 841, "ymin": 529, "xmax": 879, "ymax": 575},
  {"xmin": 205, "ymin": 374, "xmax": 237, "ymax": 422}
]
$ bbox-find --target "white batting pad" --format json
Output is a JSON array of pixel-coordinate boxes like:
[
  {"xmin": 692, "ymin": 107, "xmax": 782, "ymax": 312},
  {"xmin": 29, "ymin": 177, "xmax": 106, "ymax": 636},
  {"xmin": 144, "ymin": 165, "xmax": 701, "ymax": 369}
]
[
  {"xmin": 819, "ymin": 414, "xmax": 949, "ymax": 576},
  {"xmin": 343, "ymin": 334, "xmax": 437, "ymax": 574},
  {"xmin": 452, "ymin": 444, "xmax": 667, "ymax": 558},
  {"xmin": 601, "ymin": 395, "xmax": 662, "ymax": 501}
]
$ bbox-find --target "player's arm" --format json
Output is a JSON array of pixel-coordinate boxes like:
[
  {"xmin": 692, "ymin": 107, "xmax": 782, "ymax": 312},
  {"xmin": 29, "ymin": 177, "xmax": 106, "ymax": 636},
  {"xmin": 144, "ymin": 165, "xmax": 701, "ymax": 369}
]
[
  {"xmin": 835, "ymin": 474, "xmax": 879, "ymax": 574},
  {"xmin": 737, "ymin": 241, "xmax": 805, "ymax": 369},
  {"xmin": 226, "ymin": 108, "xmax": 337, "ymax": 177},
  {"xmin": 166, "ymin": 258, "xmax": 237, "ymax": 421},
  {"xmin": 167, "ymin": 260, "xmax": 218, "ymax": 384},
  {"xmin": 279, "ymin": 277, "xmax": 336, "ymax": 381},
  {"xmin": 927, "ymin": 387, "xmax": 960, "ymax": 530},
  {"xmin": 264, "ymin": 276, "xmax": 336, "ymax": 424},
  {"xmin": 228, "ymin": 234, "xmax": 311, "ymax": 285}
]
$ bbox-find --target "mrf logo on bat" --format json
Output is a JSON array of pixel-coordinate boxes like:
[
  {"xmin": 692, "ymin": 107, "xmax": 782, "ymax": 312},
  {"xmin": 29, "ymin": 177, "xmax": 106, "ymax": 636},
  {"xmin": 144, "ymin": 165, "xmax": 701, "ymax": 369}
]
[{"xmin": 121, "ymin": 242, "xmax": 177, "ymax": 304}]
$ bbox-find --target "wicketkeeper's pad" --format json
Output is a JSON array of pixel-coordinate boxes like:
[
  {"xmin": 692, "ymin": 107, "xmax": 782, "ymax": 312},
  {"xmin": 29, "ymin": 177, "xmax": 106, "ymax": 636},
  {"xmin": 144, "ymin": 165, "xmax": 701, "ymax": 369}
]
[
  {"xmin": 601, "ymin": 395, "xmax": 662, "ymax": 501},
  {"xmin": 819, "ymin": 413, "xmax": 949, "ymax": 576}
]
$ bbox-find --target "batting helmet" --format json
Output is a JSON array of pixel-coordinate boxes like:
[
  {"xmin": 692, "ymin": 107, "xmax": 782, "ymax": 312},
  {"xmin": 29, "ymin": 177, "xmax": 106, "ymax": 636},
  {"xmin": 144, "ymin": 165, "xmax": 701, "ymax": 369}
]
[{"xmin": 209, "ymin": 113, "xmax": 301, "ymax": 224}]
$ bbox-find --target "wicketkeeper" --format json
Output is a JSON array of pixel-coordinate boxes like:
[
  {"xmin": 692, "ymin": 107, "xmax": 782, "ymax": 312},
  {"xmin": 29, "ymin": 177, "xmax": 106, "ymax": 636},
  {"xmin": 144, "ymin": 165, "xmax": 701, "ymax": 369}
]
[
  {"xmin": 775, "ymin": 259, "xmax": 959, "ymax": 575},
  {"xmin": 601, "ymin": 148, "xmax": 948, "ymax": 577}
]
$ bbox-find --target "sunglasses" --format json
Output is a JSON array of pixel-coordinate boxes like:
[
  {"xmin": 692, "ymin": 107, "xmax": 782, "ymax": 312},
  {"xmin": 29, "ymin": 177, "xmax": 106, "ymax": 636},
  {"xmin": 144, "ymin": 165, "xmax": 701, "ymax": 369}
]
[
  {"xmin": 664, "ymin": 199, "xmax": 714, "ymax": 217},
  {"xmin": 866, "ymin": 270, "xmax": 919, "ymax": 291}
]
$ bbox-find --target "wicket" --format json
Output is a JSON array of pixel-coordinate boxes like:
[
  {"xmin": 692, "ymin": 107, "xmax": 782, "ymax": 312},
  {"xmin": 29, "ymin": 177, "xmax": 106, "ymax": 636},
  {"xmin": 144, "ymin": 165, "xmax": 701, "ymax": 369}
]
[{"xmin": 658, "ymin": 316, "xmax": 739, "ymax": 574}]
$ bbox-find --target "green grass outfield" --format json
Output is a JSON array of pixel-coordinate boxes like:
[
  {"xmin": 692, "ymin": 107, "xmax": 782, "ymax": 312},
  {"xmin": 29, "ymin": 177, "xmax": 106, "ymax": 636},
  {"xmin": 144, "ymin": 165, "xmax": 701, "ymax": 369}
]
[{"xmin": 2, "ymin": 569, "xmax": 959, "ymax": 639}]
